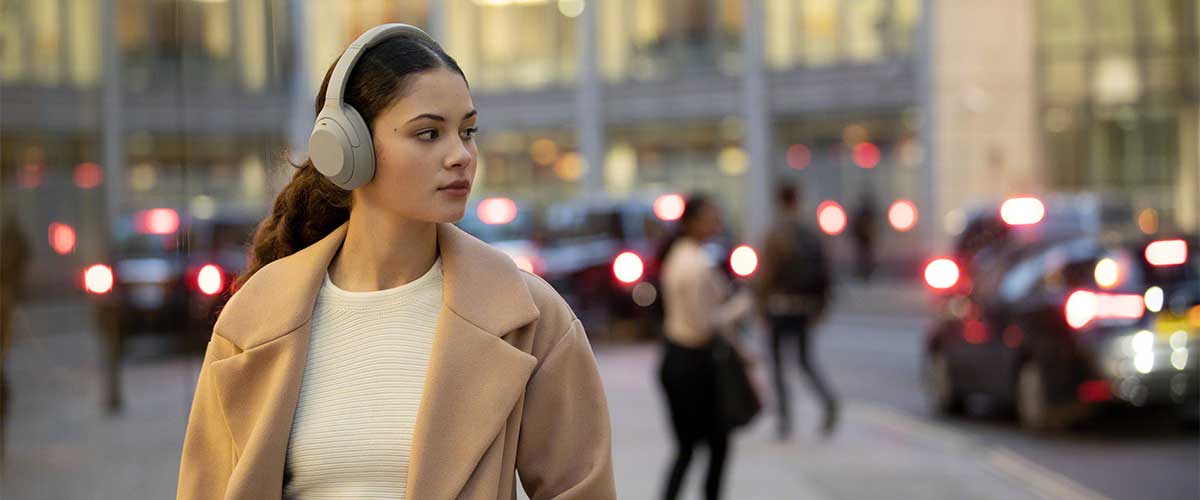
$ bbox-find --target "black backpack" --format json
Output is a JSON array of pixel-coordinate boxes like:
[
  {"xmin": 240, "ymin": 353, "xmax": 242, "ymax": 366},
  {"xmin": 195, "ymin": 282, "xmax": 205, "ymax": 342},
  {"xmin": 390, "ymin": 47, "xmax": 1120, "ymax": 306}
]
[{"xmin": 773, "ymin": 222, "xmax": 831, "ymax": 298}]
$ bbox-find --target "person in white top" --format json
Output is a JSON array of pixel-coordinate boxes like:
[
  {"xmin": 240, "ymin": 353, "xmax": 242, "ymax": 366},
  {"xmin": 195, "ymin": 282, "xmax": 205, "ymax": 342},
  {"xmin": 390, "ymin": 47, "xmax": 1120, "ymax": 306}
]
[
  {"xmin": 656, "ymin": 195, "xmax": 754, "ymax": 500},
  {"xmin": 177, "ymin": 24, "xmax": 615, "ymax": 500}
]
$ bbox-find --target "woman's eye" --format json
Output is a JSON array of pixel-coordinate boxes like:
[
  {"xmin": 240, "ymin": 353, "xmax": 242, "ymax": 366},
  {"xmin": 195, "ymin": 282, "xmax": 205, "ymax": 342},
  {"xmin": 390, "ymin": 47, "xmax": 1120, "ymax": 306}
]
[
  {"xmin": 417, "ymin": 129, "xmax": 440, "ymax": 141},
  {"xmin": 461, "ymin": 127, "xmax": 479, "ymax": 141}
]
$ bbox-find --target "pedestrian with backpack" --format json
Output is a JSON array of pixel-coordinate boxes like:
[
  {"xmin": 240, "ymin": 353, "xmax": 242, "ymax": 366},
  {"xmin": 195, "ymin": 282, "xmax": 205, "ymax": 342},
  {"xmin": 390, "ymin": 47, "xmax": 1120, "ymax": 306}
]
[{"xmin": 753, "ymin": 183, "xmax": 839, "ymax": 440}]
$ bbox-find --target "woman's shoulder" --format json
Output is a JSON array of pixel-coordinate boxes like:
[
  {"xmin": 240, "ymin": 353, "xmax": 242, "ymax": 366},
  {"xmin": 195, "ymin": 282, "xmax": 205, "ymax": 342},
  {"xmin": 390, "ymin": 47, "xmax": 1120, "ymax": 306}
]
[{"xmin": 513, "ymin": 270, "xmax": 584, "ymax": 356}]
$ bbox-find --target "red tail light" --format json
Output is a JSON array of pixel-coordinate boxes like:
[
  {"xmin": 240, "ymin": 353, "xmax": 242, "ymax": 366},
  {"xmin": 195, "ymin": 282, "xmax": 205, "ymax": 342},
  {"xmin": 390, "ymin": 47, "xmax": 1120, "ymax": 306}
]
[
  {"xmin": 730, "ymin": 245, "xmax": 758, "ymax": 277},
  {"xmin": 84, "ymin": 264, "xmax": 115, "ymax": 294},
  {"xmin": 924, "ymin": 258, "xmax": 960, "ymax": 290},
  {"xmin": 1077, "ymin": 380, "xmax": 1113, "ymax": 403},
  {"xmin": 1145, "ymin": 239, "xmax": 1187, "ymax": 266},
  {"xmin": 197, "ymin": 264, "xmax": 224, "ymax": 296},
  {"xmin": 1065, "ymin": 290, "xmax": 1144, "ymax": 330},
  {"xmin": 136, "ymin": 208, "xmax": 180, "ymax": 235},
  {"xmin": 613, "ymin": 252, "xmax": 645, "ymax": 284},
  {"xmin": 1000, "ymin": 197, "xmax": 1045, "ymax": 226}
]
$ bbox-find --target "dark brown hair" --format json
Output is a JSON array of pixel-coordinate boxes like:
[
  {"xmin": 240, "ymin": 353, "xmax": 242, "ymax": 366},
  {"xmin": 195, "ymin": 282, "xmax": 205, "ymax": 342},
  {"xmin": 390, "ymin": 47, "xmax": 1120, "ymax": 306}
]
[{"xmin": 233, "ymin": 35, "xmax": 467, "ymax": 292}]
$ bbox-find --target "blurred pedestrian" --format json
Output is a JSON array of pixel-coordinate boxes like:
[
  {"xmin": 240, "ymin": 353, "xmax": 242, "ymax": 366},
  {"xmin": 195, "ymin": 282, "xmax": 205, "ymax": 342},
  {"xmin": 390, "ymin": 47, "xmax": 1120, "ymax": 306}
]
[
  {"xmin": 850, "ymin": 189, "xmax": 879, "ymax": 280},
  {"xmin": 658, "ymin": 194, "xmax": 755, "ymax": 500},
  {"xmin": 754, "ymin": 183, "xmax": 839, "ymax": 439},
  {"xmin": 1, "ymin": 206, "xmax": 29, "ymax": 466},
  {"xmin": 177, "ymin": 24, "xmax": 615, "ymax": 500}
]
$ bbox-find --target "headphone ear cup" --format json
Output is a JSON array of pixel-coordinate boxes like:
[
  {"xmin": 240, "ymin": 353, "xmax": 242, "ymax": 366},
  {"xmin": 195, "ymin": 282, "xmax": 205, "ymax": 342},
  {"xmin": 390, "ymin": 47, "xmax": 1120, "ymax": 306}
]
[
  {"xmin": 309, "ymin": 107, "xmax": 356, "ymax": 188},
  {"xmin": 339, "ymin": 106, "xmax": 376, "ymax": 190}
]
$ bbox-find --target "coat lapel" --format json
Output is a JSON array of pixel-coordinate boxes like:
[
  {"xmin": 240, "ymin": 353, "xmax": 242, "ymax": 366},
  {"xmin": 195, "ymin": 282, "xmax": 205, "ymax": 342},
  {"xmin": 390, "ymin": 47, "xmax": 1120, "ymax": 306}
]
[{"xmin": 207, "ymin": 222, "xmax": 541, "ymax": 500}]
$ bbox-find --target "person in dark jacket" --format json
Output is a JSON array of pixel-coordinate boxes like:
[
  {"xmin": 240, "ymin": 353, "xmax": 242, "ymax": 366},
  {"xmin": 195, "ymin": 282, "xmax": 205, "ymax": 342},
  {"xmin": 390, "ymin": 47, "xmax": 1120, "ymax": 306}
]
[{"xmin": 754, "ymin": 183, "xmax": 839, "ymax": 439}]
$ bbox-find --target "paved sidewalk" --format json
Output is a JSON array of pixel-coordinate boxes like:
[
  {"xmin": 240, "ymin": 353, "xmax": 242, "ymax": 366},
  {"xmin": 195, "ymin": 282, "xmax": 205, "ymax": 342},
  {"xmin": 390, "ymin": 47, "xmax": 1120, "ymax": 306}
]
[
  {"xmin": 2, "ymin": 297, "xmax": 1098, "ymax": 500},
  {"xmin": 599, "ymin": 343, "xmax": 1094, "ymax": 500}
]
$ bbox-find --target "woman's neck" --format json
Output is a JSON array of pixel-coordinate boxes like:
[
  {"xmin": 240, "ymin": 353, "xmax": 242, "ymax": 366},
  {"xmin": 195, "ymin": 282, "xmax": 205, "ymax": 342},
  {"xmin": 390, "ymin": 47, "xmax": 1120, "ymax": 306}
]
[{"xmin": 328, "ymin": 209, "xmax": 439, "ymax": 292}]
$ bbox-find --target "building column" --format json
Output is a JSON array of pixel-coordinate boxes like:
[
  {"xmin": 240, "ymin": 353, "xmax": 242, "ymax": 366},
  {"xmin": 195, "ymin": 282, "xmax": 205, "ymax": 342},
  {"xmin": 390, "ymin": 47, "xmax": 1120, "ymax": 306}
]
[
  {"xmin": 741, "ymin": 0, "xmax": 773, "ymax": 241},
  {"xmin": 577, "ymin": 0, "xmax": 606, "ymax": 196},
  {"xmin": 101, "ymin": 0, "xmax": 124, "ymax": 225},
  {"xmin": 285, "ymin": 0, "xmax": 314, "ymax": 166},
  {"xmin": 916, "ymin": 0, "xmax": 939, "ymax": 250}
]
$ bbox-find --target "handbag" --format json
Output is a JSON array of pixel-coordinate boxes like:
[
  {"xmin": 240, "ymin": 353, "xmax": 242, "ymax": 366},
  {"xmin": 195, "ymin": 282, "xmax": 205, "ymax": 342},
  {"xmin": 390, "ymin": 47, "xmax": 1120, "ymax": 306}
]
[{"xmin": 709, "ymin": 334, "xmax": 761, "ymax": 430}]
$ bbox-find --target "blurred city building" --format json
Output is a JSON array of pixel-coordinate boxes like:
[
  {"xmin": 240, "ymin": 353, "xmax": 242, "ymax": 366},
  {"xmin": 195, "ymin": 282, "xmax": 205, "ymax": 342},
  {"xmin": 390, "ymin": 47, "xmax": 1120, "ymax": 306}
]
[{"xmin": 1, "ymin": 0, "xmax": 1196, "ymax": 293}]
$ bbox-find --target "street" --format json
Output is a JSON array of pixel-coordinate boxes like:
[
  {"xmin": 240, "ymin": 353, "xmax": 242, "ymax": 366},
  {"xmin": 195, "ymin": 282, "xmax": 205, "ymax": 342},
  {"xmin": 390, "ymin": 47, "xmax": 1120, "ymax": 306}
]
[{"xmin": 2, "ymin": 283, "xmax": 1196, "ymax": 499}]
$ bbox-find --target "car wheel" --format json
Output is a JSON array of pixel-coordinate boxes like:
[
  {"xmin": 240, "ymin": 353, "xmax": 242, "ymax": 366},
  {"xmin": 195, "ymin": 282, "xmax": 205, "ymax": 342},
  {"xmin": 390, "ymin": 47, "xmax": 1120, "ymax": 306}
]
[
  {"xmin": 1016, "ymin": 360, "xmax": 1066, "ymax": 432},
  {"xmin": 923, "ymin": 349, "xmax": 964, "ymax": 416}
]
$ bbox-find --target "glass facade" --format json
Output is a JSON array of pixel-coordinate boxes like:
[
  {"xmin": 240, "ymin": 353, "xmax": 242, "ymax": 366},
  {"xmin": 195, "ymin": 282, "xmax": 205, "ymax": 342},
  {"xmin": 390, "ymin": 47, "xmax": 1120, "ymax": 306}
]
[
  {"xmin": 600, "ymin": 0, "xmax": 744, "ymax": 82},
  {"xmin": 475, "ymin": 128, "xmax": 582, "ymax": 204},
  {"xmin": 444, "ymin": 0, "xmax": 577, "ymax": 91},
  {"xmin": 765, "ymin": 0, "xmax": 921, "ymax": 70},
  {"xmin": 1037, "ymin": 0, "xmax": 1198, "ymax": 228}
]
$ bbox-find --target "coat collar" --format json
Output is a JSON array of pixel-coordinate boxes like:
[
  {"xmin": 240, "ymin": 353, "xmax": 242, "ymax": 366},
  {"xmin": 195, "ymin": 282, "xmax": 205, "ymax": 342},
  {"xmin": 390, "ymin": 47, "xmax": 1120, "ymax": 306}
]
[
  {"xmin": 207, "ymin": 222, "xmax": 541, "ymax": 499},
  {"xmin": 214, "ymin": 222, "xmax": 540, "ymax": 348}
]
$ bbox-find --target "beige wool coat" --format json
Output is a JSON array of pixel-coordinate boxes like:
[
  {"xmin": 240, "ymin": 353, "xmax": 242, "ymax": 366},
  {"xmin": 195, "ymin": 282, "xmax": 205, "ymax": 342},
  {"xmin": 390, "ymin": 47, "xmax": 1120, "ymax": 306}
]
[{"xmin": 177, "ymin": 223, "xmax": 616, "ymax": 499}]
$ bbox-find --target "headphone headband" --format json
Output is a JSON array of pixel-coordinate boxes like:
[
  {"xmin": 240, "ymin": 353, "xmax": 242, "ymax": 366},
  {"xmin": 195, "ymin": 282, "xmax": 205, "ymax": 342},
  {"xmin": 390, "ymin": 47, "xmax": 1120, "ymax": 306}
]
[{"xmin": 325, "ymin": 23, "xmax": 437, "ymax": 105}]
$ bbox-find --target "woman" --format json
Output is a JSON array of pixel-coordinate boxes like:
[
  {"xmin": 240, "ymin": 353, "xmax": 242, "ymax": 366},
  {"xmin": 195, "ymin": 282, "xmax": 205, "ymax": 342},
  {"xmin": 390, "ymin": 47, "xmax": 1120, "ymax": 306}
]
[
  {"xmin": 177, "ymin": 24, "xmax": 615, "ymax": 500},
  {"xmin": 657, "ymin": 195, "xmax": 754, "ymax": 500}
]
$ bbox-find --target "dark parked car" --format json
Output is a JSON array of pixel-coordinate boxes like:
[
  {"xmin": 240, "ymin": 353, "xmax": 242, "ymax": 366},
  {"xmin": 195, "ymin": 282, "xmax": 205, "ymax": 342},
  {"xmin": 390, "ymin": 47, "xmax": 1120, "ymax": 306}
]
[
  {"xmin": 922, "ymin": 233, "xmax": 1199, "ymax": 431},
  {"xmin": 82, "ymin": 208, "xmax": 259, "ymax": 343}
]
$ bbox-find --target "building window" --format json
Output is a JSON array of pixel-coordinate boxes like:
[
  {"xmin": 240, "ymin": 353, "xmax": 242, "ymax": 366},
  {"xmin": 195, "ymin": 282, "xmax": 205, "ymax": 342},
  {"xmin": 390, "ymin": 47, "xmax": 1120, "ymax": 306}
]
[
  {"xmin": 444, "ymin": 0, "xmax": 576, "ymax": 91},
  {"xmin": 305, "ymin": 0, "xmax": 431, "ymax": 88},
  {"xmin": 599, "ymin": 0, "xmax": 743, "ymax": 82},
  {"xmin": 767, "ymin": 0, "xmax": 920, "ymax": 71}
]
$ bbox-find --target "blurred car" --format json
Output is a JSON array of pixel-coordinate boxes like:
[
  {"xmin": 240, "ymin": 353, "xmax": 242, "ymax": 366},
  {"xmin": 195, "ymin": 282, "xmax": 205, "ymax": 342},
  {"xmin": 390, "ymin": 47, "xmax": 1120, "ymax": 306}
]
[
  {"xmin": 82, "ymin": 208, "xmax": 259, "ymax": 343},
  {"xmin": 455, "ymin": 197, "xmax": 545, "ymax": 274},
  {"xmin": 922, "ymin": 233, "xmax": 1199, "ymax": 431},
  {"xmin": 539, "ymin": 193, "xmax": 759, "ymax": 339},
  {"xmin": 925, "ymin": 194, "xmax": 1139, "ymax": 296},
  {"xmin": 536, "ymin": 195, "xmax": 671, "ymax": 338}
]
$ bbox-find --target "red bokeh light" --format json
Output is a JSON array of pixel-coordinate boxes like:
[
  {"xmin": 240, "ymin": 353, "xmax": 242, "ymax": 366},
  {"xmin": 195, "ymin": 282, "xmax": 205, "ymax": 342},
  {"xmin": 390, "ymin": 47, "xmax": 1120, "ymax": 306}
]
[
  {"xmin": 48, "ymin": 222, "xmax": 77, "ymax": 255},
  {"xmin": 730, "ymin": 245, "xmax": 758, "ymax": 277},
  {"xmin": 73, "ymin": 162, "xmax": 104, "ymax": 189},
  {"xmin": 853, "ymin": 142, "xmax": 880, "ymax": 168},
  {"xmin": 786, "ymin": 144, "xmax": 812, "ymax": 170},
  {"xmin": 613, "ymin": 252, "xmax": 645, "ymax": 284},
  {"xmin": 1145, "ymin": 239, "xmax": 1187, "ymax": 267},
  {"xmin": 84, "ymin": 264, "xmax": 114, "ymax": 294},
  {"xmin": 1000, "ymin": 197, "xmax": 1045, "ymax": 226},
  {"xmin": 653, "ymin": 194, "xmax": 686, "ymax": 221},
  {"xmin": 888, "ymin": 200, "xmax": 918, "ymax": 232},
  {"xmin": 817, "ymin": 201, "xmax": 847, "ymax": 236},
  {"xmin": 137, "ymin": 208, "xmax": 181, "ymax": 235},
  {"xmin": 478, "ymin": 198, "xmax": 518, "ymax": 225},
  {"xmin": 20, "ymin": 163, "xmax": 43, "ymax": 189}
]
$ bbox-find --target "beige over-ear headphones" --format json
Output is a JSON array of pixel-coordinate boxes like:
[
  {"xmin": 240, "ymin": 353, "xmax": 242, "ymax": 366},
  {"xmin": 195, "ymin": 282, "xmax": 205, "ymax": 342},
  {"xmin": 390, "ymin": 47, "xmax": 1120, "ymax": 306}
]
[{"xmin": 308, "ymin": 24, "xmax": 437, "ymax": 190}]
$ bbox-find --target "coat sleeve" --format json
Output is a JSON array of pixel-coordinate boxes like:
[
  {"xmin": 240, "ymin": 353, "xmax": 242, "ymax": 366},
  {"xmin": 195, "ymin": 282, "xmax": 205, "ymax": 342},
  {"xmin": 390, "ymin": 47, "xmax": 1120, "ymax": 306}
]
[
  {"xmin": 177, "ymin": 333, "xmax": 239, "ymax": 500},
  {"xmin": 516, "ymin": 319, "xmax": 617, "ymax": 499}
]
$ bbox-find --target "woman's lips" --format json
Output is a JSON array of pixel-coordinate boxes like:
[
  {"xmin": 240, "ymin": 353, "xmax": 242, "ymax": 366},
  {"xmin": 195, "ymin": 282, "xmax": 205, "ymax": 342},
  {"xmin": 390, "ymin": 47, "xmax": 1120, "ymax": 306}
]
[{"xmin": 438, "ymin": 181, "xmax": 471, "ymax": 196}]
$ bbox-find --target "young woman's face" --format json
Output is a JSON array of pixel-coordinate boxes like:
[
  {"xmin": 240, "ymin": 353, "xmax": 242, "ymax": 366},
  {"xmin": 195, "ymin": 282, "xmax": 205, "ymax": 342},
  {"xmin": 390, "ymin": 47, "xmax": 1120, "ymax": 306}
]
[{"xmin": 355, "ymin": 67, "xmax": 478, "ymax": 223}]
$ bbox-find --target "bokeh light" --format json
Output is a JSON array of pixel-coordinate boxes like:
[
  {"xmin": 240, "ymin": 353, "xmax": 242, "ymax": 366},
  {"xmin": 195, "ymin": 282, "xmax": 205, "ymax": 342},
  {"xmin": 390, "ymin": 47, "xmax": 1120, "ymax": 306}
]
[{"xmin": 817, "ymin": 201, "xmax": 847, "ymax": 235}]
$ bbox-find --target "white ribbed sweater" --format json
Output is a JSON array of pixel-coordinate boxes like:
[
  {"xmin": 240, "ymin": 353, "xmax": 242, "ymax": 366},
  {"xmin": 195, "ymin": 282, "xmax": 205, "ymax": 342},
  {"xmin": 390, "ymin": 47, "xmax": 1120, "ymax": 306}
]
[{"xmin": 283, "ymin": 258, "xmax": 442, "ymax": 500}]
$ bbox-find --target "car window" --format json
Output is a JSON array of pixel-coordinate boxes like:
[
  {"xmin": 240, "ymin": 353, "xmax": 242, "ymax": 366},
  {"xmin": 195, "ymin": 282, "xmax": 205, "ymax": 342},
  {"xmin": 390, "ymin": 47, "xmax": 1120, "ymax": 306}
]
[{"xmin": 998, "ymin": 253, "xmax": 1046, "ymax": 304}]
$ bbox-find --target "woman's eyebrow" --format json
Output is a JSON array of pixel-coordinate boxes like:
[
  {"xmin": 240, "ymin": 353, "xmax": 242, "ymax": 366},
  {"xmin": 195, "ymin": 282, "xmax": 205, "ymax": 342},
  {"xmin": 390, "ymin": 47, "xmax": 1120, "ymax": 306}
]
[{"xmin": 406, "ymin": 110, "xmax": 478, "ymax": 124}]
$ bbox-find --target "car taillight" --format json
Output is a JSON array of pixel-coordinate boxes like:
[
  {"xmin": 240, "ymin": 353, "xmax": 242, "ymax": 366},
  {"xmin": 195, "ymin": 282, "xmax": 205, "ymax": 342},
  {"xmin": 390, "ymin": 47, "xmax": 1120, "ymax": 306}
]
[
  {"xmin": 1000, "ymin": 197, "xmax": 1044, "ymax": 226},
  {"xmin": 730, "ymin": 245, "xmax": 758, "ymax": 277},
  {"xmin": 197, "ymin": 264, "xmax": 224, "ymax": 296},
  {"xmin": 1145, "ymin": 239, "xmax": 1187, "ymax": 266},
  {"xmin": 613, "ymin": 252, "xmax": 644, "ymax": 284},
  {"xmin": 84, "ymin": 264, "xmax": 114, "ymax": 294},
  {"xmin": 1065, "ymin": 290, "xmax": 1144, "ymax": 330},
  {"xmin": 924, "ymin": 258, "xmax": 960, "ymax": 290}
]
